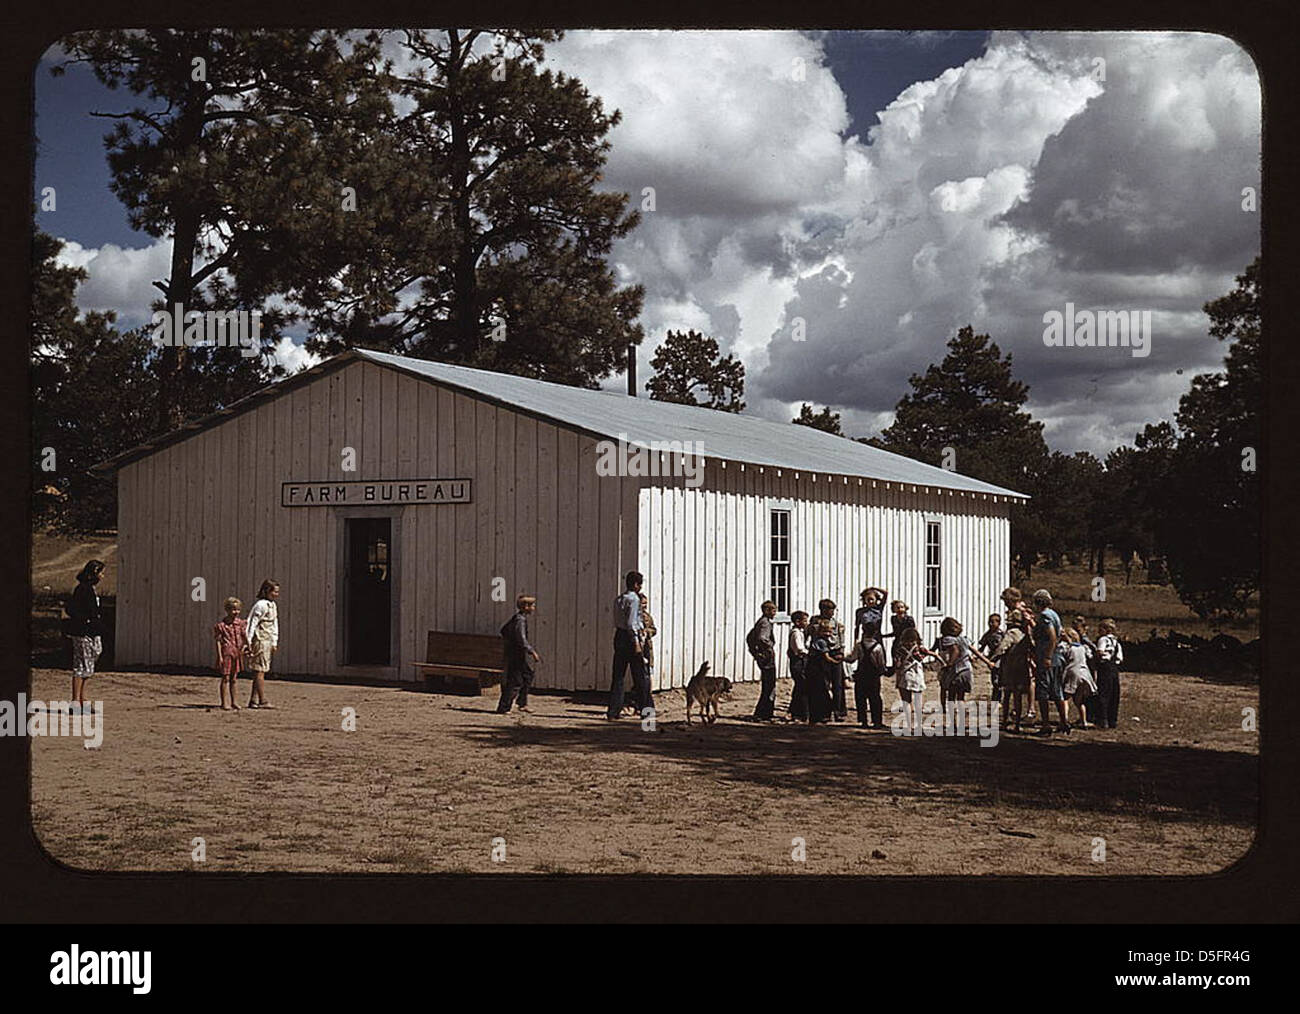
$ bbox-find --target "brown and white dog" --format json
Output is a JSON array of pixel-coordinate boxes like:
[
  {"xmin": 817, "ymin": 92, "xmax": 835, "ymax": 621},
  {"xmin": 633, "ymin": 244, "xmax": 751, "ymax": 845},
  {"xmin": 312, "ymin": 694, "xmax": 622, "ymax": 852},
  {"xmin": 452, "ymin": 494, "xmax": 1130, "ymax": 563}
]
[{"xmin": 684, "ymin": 662, "xmax": 732, "ymax": 724}]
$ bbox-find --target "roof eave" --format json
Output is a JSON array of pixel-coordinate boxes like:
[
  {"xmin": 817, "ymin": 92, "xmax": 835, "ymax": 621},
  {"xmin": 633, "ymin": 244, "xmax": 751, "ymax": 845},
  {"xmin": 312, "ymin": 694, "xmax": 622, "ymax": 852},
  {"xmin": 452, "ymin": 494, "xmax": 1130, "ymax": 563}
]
[{"xmin": 88, "ymin": 352, "xmax": 363, "ymax": 475}]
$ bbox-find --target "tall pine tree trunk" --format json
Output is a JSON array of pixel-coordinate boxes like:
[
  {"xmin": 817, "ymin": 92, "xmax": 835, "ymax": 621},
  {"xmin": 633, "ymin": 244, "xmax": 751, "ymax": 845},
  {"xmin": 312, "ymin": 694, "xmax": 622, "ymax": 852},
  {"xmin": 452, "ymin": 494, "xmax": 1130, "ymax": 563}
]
[
  {"xmin": 157, "ymin": 87, "xmax": 206, "ymax": 434},
  {"xmin": 447, "ymin": 30, "xmax": 479, "ymax": 362},
  {"xmin": 159, "ymin": 205, "xmax": 198, "ymax": 434}
]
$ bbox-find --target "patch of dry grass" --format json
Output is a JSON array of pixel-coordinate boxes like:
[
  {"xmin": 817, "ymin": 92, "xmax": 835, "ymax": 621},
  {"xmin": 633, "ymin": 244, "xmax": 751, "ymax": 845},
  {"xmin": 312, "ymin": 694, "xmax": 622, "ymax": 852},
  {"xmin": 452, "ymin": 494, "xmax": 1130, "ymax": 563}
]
[{"xmin": 1025, "ymin": 561, "xmax": 1259, "ymax": 641}]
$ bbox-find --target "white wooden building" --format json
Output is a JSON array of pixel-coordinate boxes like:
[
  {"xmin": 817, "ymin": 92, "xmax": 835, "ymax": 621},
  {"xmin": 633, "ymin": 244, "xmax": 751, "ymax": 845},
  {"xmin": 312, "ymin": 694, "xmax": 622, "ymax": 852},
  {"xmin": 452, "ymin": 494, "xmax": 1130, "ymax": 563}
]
[{"xmin": 95, "ymin": 349, "xmax": 1028, "ymax": 691}]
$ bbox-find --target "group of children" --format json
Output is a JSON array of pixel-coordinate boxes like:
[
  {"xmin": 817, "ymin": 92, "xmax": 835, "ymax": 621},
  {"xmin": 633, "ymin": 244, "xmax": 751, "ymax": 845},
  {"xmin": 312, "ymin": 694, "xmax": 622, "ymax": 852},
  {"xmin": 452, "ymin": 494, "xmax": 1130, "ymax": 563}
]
[
  {"xmin": 980, "ymin": 587, "xmax": 1125, "ymax": 735},
  {"xmin": 773, "ymin": 588, "xmax": 954, "ymax": 728},
  {"xmin": 210, "ymin": 580, "xmax": 281, "ymax": 710},
  {"xmin": 764, "ymin": 585, "xmax": 1124, "ymax": 735}
]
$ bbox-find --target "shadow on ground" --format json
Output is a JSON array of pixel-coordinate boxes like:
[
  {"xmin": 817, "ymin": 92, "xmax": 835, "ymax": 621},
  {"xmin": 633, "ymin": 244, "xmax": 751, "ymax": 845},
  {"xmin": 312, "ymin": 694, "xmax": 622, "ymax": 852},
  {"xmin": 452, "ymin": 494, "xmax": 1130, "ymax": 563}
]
[{"xmin": 455, "ymin": 711, "xmax": 1257, "ymax": 829}]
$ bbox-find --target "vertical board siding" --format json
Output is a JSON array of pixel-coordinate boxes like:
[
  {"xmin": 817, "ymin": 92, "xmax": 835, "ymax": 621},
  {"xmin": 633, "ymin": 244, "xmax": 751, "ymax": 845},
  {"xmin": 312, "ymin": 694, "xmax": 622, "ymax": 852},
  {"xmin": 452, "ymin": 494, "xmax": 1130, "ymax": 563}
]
[
  {"xmin": 635, "ymin": 474, "xmax": 1012, "ymax": 688},
  {"xmin": 115, "ymin": 360, "xmax": 645, "ymax": 692},
  {"xmin": 552, "ymin": 426, "xmax": 577, "ymax": 682},
  {"xmin": 574, "ymin": 435, "xmax": 601, "ymax": 689},
  {"xmin": 114, "ymin": 358, "xmax": 1013, "ymax": 697}
]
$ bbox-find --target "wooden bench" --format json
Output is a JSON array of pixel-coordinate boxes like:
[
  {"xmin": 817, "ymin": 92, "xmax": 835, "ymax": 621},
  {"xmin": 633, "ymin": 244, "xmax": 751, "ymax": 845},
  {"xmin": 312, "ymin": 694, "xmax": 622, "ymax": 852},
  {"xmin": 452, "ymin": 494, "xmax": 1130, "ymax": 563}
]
[{"xmin": 412, "ymin": 631, "xmax": 505, "ymax": 695}]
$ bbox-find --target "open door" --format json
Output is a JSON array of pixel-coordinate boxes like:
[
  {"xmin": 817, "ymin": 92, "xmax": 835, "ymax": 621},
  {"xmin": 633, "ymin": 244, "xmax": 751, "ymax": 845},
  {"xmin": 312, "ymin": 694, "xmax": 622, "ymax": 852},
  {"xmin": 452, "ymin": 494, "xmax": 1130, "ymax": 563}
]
[{"xmin": 345, "ymin": 517, "xmax": 391, "ymax": 665}]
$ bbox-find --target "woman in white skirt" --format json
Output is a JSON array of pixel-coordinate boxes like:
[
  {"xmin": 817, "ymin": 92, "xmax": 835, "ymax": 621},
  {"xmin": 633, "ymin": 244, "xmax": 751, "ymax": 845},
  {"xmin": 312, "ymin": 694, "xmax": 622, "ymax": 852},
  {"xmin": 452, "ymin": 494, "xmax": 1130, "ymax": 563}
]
[
  {"xmin": 244, "ymin": 579, "xmax": 280, "ymax": 709},
  {"xmin": 1061, "ymin": 628, "xmax": 1098, "ymax": 728}
]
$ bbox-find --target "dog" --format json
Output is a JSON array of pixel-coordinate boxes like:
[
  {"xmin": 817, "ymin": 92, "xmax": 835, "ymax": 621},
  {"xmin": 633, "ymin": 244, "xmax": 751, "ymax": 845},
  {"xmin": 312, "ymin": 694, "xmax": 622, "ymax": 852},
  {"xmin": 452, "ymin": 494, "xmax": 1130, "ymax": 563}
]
[{"xmin": 684, "ymin": 662, "xmax": 732, "ymax": 725}]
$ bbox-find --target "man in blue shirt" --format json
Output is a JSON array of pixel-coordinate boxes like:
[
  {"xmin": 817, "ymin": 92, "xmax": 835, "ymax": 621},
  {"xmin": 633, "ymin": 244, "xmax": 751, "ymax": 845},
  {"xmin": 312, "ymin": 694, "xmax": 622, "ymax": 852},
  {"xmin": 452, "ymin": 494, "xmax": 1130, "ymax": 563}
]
[
  {"xmin": 607, "ymin": 571, "xmax": 651, "ymax": 720},
  {"xmin": 1031, "ymin": 589, "xmax": 1070, "ymax": 735}
]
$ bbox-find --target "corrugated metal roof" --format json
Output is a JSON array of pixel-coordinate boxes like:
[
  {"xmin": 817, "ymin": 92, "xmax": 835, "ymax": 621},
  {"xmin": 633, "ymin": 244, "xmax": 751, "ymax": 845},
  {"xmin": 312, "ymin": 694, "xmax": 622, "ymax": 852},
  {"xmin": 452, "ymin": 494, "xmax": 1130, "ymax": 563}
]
[
  {"xmin": 356, "ymin": 349, "xmax": 1029, "ymax": 499},
  {"xmin": 92, "ymin": 348, "xmax": 1028, "ymax": 498}
]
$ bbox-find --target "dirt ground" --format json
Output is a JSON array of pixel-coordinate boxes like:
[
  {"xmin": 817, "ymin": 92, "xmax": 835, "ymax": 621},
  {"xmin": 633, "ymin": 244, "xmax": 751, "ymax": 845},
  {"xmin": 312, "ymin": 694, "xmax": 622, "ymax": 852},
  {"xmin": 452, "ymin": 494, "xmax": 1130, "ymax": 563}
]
[{"xmin": 28, "ymin": 664, "xmax": 1256, "ymax": 876}]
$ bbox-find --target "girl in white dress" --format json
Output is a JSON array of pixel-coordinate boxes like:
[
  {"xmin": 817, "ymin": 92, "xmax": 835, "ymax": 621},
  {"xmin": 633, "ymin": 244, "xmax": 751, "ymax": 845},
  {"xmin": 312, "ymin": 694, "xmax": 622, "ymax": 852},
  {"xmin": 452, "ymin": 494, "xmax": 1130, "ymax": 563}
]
[
  {"xmin": 892, "ymin": 626, "xmax": 940, "ymax": 733},
  {"xmin": 244, "ymin": 579, "xmax": 280, "ymax": 709}
]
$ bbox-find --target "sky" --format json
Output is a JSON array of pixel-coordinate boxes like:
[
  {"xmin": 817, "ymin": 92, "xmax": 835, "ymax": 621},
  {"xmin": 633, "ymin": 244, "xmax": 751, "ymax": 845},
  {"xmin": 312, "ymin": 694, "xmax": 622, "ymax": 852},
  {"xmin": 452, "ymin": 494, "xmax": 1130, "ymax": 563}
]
[{"xmin": 34, "ymin": 29, "xmax": 1261, "ymax": 459}]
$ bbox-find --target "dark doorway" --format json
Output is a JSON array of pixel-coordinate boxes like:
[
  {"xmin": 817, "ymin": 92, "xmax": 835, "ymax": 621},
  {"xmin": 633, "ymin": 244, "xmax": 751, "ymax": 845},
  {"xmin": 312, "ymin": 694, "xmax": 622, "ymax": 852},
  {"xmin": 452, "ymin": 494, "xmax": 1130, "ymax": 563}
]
[{"xmin": 345, "ymin": 517, "xmax": 392, "ymax": 665}]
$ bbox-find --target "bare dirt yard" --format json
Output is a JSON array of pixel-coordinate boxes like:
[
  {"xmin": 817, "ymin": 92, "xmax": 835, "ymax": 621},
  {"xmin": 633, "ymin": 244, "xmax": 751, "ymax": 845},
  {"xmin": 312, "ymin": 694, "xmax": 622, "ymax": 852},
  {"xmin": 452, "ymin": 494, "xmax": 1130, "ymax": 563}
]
[{"xmin": 29, "ymin": 663, "xmax": 1256, "ymax": 876}]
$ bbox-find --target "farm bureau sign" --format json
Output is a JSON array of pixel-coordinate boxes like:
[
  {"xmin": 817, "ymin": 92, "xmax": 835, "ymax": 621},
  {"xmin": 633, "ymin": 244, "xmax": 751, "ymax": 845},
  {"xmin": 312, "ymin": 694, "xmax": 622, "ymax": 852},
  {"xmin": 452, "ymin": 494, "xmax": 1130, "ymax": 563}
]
[{"xmin": 281, "ymin": 479, "xmax": 471, "ymax": 507}]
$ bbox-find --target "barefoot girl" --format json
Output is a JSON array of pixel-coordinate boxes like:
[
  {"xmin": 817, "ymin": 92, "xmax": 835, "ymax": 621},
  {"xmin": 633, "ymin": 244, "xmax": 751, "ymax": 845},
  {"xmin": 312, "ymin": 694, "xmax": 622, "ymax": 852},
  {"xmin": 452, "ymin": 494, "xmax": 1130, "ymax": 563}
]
[
  {"xmin": 893, "ymin": 626, "xmax": 940, "ymax": 732},
  {"xmin": 212, "ymin": 597, "xmax": 248, "ymax": 711}
]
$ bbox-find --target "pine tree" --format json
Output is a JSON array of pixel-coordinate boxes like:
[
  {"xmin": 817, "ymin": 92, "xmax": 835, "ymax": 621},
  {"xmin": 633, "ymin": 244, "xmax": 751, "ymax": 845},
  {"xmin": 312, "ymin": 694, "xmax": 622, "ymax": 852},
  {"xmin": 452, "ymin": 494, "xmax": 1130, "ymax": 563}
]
[
  {"xmin": 1157, "ymin": 259, "xmax": 1261, "ymax": 617},
  {"xmin": 55, "ymin": 29, "xmax": 389, "ymax": 430},
  {"xmin": 873, "ymin": 325, "xmax": 1051, "ymax": 572},
  {"xmin": 792, "ymin": 403, "xmax": 843, "ymax": 435},
  {"xmin": 304, "ymin": 30, "xmax": 645, "ymax": 388},
  {"xmin": 645, "ymin": 330, "xmax": 745, "ymax": 411},
  {"xmin": 876, "ymin": 326, "xmax": 1046, "ymax": 491}
]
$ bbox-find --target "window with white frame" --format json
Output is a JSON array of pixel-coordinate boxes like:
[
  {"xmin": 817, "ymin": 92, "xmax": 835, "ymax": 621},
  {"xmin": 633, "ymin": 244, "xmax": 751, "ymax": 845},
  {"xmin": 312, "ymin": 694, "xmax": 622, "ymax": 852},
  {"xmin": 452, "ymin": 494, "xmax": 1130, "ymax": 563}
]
[
  {"xmin": 924, "ymin": 520, "xmax": 942, "ymax": 612},
  {"xmin": 769, "ymin": 506, "xmax": 791, "ymax": 616}
]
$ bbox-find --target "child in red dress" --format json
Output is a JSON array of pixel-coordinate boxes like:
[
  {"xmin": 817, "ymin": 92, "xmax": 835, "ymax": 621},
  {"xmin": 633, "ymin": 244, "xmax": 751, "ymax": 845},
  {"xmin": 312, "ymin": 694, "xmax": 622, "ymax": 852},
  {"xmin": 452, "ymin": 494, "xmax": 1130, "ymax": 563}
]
[{"xmin": 212, "ymin": 597, "xmax": 248, "ymax": 711}]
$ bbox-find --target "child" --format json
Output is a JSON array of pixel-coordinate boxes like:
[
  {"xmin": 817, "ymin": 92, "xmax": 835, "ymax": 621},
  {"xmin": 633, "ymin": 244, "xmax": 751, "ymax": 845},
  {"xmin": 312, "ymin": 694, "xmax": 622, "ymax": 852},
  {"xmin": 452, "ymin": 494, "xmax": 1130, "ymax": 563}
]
[
  {"xmin": 244, "ymin": 579, "xmax": 280, "ymax": 709},
  {"xmin": 636, "ymin": 593, "xmax": 657, "ymax": 713},
  {"xmin": 1001, "ymin": 586, "xmax": 1036, "ymax": 633},
  {"xmin": 787, "ymin": 610, "xmax": 810, "ymax": 721},
  {"xmin": 1095, "ymin": 619, "xmax": 1124, "ymax": 729},
  {"xmin": 805, "ymin": 618, "xmax": 841, "ymax": 724},
  {"xmin": 853, "ymin": 587, "xmax": 890, "ymax": 729},
  {"xmin": 498, "ymin": 595, "xmax": 541, "ymax": 714},
  {"xmin": 977, "ymin": 613, "xmax": 1005, "ymax": 701},
  {"xmin": 812, "ymin": 599, "xmax": 848, "ymax": 721},
  {"xmin": 1061, "ymin": 628, "xmax": 1098, "ymax": 728},
  {"xmin": 854, "ymin": 587, "xmax": 888, "ymax": 647},
  {"xmin": 937, "ymin": 617, "xmax": 994, "ymax": 713},
  {"xmin": 890, "ymin": 600, "xmax": 917, "ymax": 640},
  {"xmin": 893, "ymin": 626, "xmax": 940, "ymax": 732},
  {"xmin": 1074, "ymin": 615, "xmax": 1102, "ymax": 725},
  {"xmin": 212, "ymin": 597, "xmax": 248, "ymax": 711},
  {"xmin": 1002, "ymin": 586, "xmax": 1036, "ymax": 719},
  {"xmin": 994, "ymin": 610, "xmax": 1034, "ymax": 732}
]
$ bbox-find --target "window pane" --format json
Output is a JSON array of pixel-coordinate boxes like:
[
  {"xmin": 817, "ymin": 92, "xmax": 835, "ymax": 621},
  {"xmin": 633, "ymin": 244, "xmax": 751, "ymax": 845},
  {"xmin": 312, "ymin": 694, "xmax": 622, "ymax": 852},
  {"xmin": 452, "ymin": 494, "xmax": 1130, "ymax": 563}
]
[
  {"xmin": 924, "ymin": 523, "xmax": 941, "ymax": 609},
  {"xmin": 770, "ymin": 510, "xmax": 791, "ymax": 610}
]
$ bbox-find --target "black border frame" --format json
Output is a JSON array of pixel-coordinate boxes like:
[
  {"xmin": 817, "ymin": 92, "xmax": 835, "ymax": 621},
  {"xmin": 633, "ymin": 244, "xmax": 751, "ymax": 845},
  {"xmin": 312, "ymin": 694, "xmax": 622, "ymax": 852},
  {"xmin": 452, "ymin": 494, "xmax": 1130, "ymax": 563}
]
[{"xmin": 3, "ymin": 0, "xmax": 1296, "ymax": 924}]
